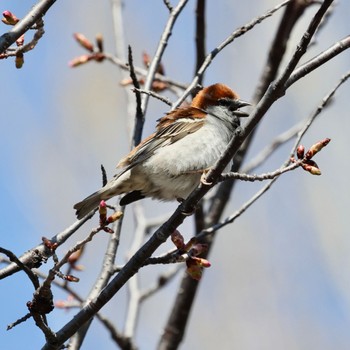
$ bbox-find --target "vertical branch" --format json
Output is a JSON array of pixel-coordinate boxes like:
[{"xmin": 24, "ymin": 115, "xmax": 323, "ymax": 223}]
[
  {"xmin": 68, "ymin": 216, "xmax": 124, "ymax": 349},
  {"xmin": 69, "ymin": 2, "xmax": 132, "ymax": 348},
  {"xmin": 110, "ymin": 0, "xmax": 138, "ymax": 136},
  {"xmin": 128, "ymin": 46, "xmax": 144, "ymax": 146},
  {"xmin": 141, "ymin": 0, "xmax": 189, "ymax": 115},
  {"xmin": 158, "ymin": 5, "xmax": 207, "ymax": 347},
  {"xmin": 123, "ymin": 204, "xmax": 147, "ymax": 338},
  {"xmin": 194, "ymin": 0, "xmax": 206, "ymax": 87},
  {"xmin": 193, "ymin": 0, "xmax": 207, "ymax": 239}
]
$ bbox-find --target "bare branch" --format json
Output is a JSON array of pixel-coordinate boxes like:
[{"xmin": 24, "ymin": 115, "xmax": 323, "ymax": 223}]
[
  {"xmin": 69, "ymin": 214, "xmax": 123, "ymax": 349},
  {"xmin": 0, "ymin": 214, "xmax": 95, "ymax": 279},
  {"xmin": 104, "ymin": 53, "xmax": 188, "ymax": 90},
  {"xmin": 163, "ymin": 0, "xmax": 173, "ymax": 11},
  {"xmin": 219, "ymin": 161, "xmax": 301, "ymax": 182},
  {"xmin": 200, "ymin": 69, "xmax": 350, "ymax": 240},
  {"xmin": 128, "ymin": 45, "xmax": 144, "ymax": 146},
  {"xmin": 132, "ymin": 88, "xmax": 173, "ymax": 106},
  {"xmin": 194, "ymin": 0, "xmax": 334, "ymax": 198},
  {"xmin": 0, "ymin": 247, "xmax": 39, "ymax": 289},
  {"xmin": 7, "ymin": 313, "xmax": 32, "ymax": 331},
  {"xmin": 194, "ymin": 0, "xmax": 206, "ymax": 87},
  {"xmin": 173, "ymin": 0, "xmax": 292, "ymax": 108},
  {"xmin": 242, "ymin": 121, "xmax": 304, "ymax": 173},
  {"xmin": 139, "ymin": 266, "xmax": 182, "ymax": 301},
  {"xmin": 141, "ymin": 0, "xmax": 189, "ymax": 114},
  {"xmin": 290, "ymin": 69, "xmax": 350, "ymax": 152},
  {"xmin": 0, "ymin": 0, "xmax": 56, "ymax": 54},
  {"xmin": 0, "ymin": 17, "xmax": 45, "ymax": 61},
  {"xmin": 285, "ymin": 35, "xmax": 350, "ymax": 89}
]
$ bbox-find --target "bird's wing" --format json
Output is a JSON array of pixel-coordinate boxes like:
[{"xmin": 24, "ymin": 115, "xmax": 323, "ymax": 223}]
[{"xmin": 117, "ymin": 107, "xmax": 206, "ymax": 169}]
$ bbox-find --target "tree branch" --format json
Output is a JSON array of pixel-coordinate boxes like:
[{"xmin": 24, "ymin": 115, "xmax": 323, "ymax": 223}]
[
  {"xmin": 141, "ymin": 0, "xmax": 189, "ymax": 114},
  {"xmin": 285, "ymin": 35, "xmax": 350, "ymax": 89},
  {"xmin": 0, "ymin": 214, "xmax": 95, "ymax": 279},
  {"xmin": 173, "ymin": 0, "xmax": 292, "ymax": 108},
  {"xmin": 0, "ymin": 0, "xmax": 57, "ymax": 54}
]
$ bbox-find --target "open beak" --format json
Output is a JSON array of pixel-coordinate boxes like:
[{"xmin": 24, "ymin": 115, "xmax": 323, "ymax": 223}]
[{"xmin": 234, "ymin": 99, "xmax": 251, "ymax": 118}]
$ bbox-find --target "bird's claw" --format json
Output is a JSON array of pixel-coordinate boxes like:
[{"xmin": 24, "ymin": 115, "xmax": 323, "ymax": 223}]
[{"xmin": 200, "ymin": 169, "xmax": 213, "ymax": 186}]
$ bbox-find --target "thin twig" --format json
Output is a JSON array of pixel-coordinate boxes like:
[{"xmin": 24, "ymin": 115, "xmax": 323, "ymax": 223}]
[
  {"xmin": 0, "ymin": 17, "xmax": 45, "ymax": 59},
  {"xmin": 219, "ymin": 161, "xmax": 301, "ymax": 182},
  {"xmin": 7, "ymin": 313, "xmax": 32, "ymax": 330},
  {"xmin": 41, "ymin": 226, "xmax": 104, "ymax": 293},
  {"xmin": 285, "ymin": 35, "xmax": 350, "ymax": 89},
  {"xmin": 139, "ymin": 266, "xmax": 182, "ymax": 302},
  {"xmin": 242, "ymin": 121, "xmax": 304, "ymax": 173},
  {"xmin": 141, "ymin": 0, "xmax": 189, "ymax": 114},
  {"xmin": 290, "ymin": 69, "xmax": 350, "ymax": 152},
  {"xmin": 31, "ymin": 312, "xmax": 57, "ymax": 342},
  {"xmin": 198, "ymin": 177, "xmax": 279, "ymax": 241},
  {"xmin": 124, "ymin": 203, "xmax": 148, "ymax": 339},
  {"xmin": 194, "ymin": 0, "xmax": 206, "ymax": 87},
  {"xmin": 0, "ymin": 214, "xmax": 95, "ymax": 279},
  {"xmin": 132, "ymin": 88, "xmax": 172, "ymax": 106},
  {"xmin": 68, "ymin": 213, "xmax": 123, "ymax": 349},
  {"xmin": 163, "ymin": 0, "xmax": 173, "ymax": 11},
  {"xmin": 173, "ymin": 0, "xmax": 292, "ymax": 108},
  {"xmin": 0, "ymin": 247, "xmax": 39, "ymax": 289},
  {"xmin": 128, "ymin": 45, "xmax": 144, "ymax": 146},
  {"xmin": 104, "ymin": 53, "xmax": 188, "ymax": 90}
]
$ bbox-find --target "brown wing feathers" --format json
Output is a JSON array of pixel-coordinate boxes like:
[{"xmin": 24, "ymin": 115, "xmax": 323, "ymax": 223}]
[{"xmin": 117, "ymin": 107, "xmax": 206, "ymax": 168}]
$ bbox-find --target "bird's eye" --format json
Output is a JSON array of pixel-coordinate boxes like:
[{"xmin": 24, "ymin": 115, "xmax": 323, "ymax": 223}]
[{"xmin": 218, "ymin": 98, "xmax": 231, "ymax": 107}]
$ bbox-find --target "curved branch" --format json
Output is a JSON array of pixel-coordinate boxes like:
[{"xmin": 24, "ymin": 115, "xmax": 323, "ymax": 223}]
[{"xmin": 0, "ymin": 247, "xmax": 39, "ymax": 289}]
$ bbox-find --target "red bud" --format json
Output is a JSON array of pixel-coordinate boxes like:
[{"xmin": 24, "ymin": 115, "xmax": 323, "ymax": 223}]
[
  {"xmin": 69, "ymin": 54, "xmax": 92, "ymax": 67},
  {"xmin": 73, "ymin": 33, "xmax": 94, "ymax": 52},
  {"xmin": 42, "ymin": 237, "xmax": 58, "ymax": 251},
  {"xmin": 16, "ymin": 34, "xmax": 24, "ymax": 47},
  {"xmin": 2, "ymin": 10, "xmax": 19, "ymax": 25},
  {"xmin": 103, "ymin": 227, "xmax": 114, "ymax": 234},
  {"xmin": 301, "ymin": 161, "xmax": 321, "ymax": 175},
  {"xmin": 305, "ymin": 138, "xmax": 331, "ymax": 159},
  {"xmin": 65, "ymin": 275, "xmax": 80, "ymax": 282},
  {"xmin": 95, "ymin": 33, "xmax": 104, "ymax": 53},
  {"xmin": 171, "ymin": 230, "xmax": 185, "ymax": 249},
  {"xmin": 190, "ymin": 243, "xmax": 208, "ymax": 256},
  {"xmin": 296, "ymin": 145, "xmax": 305, "ymax": 159},
  {"xmin": 107, "ymin": 211, "xmax": 123, "ymax": 223}
]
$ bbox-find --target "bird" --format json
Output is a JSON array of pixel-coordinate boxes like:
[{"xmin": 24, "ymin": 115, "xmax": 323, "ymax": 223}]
[{"xmin": 74, "ymin": 83, "xmax": 250, "ymax": 219}]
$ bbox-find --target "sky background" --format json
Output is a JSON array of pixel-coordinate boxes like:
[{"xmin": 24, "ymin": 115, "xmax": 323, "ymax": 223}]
[{"xmin": 1, "ymin": 0, "xmax": 350, "ymax": 349}]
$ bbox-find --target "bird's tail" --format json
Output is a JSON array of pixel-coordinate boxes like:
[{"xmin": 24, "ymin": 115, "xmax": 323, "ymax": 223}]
[
  {"xmin": 74, "ymin": 170, "xmax": 131, "ymax": 219},
  {"xmin": 73, "ymin": 188, "xmax": 110, "ymax": 219}
]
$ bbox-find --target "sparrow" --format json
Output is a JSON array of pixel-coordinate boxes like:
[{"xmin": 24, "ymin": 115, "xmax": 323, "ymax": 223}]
[{"xmin": 74, "ymin": 83, "xmax": 250, "ymax": 219}]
